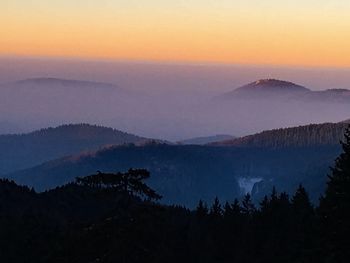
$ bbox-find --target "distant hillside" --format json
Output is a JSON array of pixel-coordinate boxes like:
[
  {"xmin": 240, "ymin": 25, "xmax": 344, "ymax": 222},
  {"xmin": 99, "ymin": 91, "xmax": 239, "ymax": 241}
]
[
  {"xmin": 223, "ymin": 79, "xmax": 309, "ymax": 99},
  {"xmin": 0, "ymin": 78, "xmax": 135, "ymax": 136},
  {"xmin": 8, "ymin": 142, "xmax": 341, "ymax": 207},
  {"xmin": 0, "ymin": 124, "xmax": 146, "ymax": 174},
  {"xmin": 213, "ymin": 122, "xmax": 349, "ymax": 148},
  {"xmin": 178, "ymin": 134, "xmax": 235, "ymax": 145},
  {"xmin": 222, "ymin": 79, "xmax": 350, "ymax": 103},
  {"xmin": 235, "ymin": 79, "xmax": 308, "ymax": 92}
]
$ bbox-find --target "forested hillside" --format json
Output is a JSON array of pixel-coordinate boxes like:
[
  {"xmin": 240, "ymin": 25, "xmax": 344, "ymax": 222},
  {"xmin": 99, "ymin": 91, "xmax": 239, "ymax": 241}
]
[
  {"xmin": 0, "ymin": 124, "xmax": 146, "ymax": 174},
  {"xmin": 8, "ymin": 143, "xmax": 340, "ymax": 206},
  {"xmin": 1, "ymin": 147, "xmax": 350, "ymax": 263},
  {"xmin": 214, "ymin": 122, "xmax": 348, "ymax": 148}
]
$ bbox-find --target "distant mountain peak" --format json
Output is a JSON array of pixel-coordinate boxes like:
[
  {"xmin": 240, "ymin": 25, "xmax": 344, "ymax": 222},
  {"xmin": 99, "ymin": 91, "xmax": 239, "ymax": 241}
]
[
  {"xmin": 254, "ymin": 79, "xmax": 298, "ymax": 85},
  {"xmin": 237, "ymin": 79, "xmax": 309, "ymax": 92},
  {"xmin": 220, "ymin": 78, "xmax": 310, "ymax": 100}
]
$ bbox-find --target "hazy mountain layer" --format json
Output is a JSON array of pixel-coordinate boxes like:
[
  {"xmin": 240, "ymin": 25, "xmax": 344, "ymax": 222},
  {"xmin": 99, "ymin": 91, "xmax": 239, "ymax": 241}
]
[
  {"xmin": 213, "ymin": 122, "xmax": 348, "ymax": 148},
  {"xmin": 223, "ymin": 79, "xmax": 350, "ymax": 102},
  {"xmin": 0, "ymin": 124, "xmax": 146, "ymax": 174},
  {"xmin": 1, "ymin": 77, "xmax": 350, "ymax": 140},
  {"xmin": 4, "ymin": 121, "xmax": 347, "ymax": 206},
  {"xmin": 6, "ymin": 144, "xmax": 339, "ymax": 207}
]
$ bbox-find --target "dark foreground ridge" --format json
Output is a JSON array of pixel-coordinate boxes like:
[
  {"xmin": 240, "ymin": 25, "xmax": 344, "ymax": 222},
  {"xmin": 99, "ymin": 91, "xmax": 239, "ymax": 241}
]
[{"xmin": 1, "ymin": 126, "xmax": 350, "ymax": 262}]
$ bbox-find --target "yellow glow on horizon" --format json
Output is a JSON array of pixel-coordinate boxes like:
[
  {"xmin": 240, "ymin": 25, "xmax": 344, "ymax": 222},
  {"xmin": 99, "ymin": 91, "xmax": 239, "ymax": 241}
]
[{"xmin": 1, "ymin": 0, "xmax": 350, "ymax": 67}]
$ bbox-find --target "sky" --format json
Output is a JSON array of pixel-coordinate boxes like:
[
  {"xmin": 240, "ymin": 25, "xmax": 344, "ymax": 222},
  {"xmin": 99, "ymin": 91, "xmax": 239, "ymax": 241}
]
[{"xmin": 1, "ymin": 0, "xmax": 350, "ymax": 67}]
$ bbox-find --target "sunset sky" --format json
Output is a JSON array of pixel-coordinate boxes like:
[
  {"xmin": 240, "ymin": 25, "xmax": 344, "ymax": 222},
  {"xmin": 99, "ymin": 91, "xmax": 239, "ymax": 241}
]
[{"xmin": 1, "ymin": 0, "xmax": 350, "ymax": 67}]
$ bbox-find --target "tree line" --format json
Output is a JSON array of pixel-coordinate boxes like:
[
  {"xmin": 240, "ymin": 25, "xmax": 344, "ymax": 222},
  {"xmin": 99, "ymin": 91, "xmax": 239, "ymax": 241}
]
[{"xmin": 1, "ymin": 128, "xmax": 350, "ymax": 262}]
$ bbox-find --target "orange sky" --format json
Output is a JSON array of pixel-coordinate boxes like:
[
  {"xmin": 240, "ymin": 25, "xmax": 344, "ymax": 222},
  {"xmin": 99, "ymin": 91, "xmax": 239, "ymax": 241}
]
[{"xmin": 1, "ymin": 0, "xmax": 350, "ymax": 67}]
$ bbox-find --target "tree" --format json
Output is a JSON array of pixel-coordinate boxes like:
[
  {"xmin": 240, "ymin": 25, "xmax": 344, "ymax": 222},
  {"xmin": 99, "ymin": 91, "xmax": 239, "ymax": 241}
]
[
  {"xmin": 196, "ymin": 199, "xmax": 208, "ymax": 218},
  {"xmin": 76, "ymin": 169, "xmax": 162, "ymax": 201},
  {"xmin": 210, "ymin": 197, "xmax": 222, "ymax": 218},
  {"xmin": 290, "ymin": 184, "xmax": 316, "ymax": 262},
  {"xmin": 319, "ymin": 126, "xmax": 350, "ymax": 262},
  {"xmin": 260, "ymin": 195, "xmax": 270, "ymax": 213},
  {"xmin": 291, "ymin": 184, "xmax": 313, "ymax": 217},
  {"xmin": 241, "ymin": 194, "xmax": 255, "ymax": 215}
]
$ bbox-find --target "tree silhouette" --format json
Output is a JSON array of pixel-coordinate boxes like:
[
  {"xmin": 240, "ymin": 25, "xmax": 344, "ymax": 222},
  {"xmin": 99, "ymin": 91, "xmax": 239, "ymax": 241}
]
[
  {"xmin": 76, "ymin": 169, "xmax": 162, "ymax": 201},
  {"xmin": 291, "ymin": 184, "xmax": 313, "ymax": 217},
  {"xmin": 196, "ymin": 199, "xmax": 208, "ymax": 218},
  {"xmin": 210, "ymin": 197, "xmax": 222, "ymax": 218},
  {"xmin": 241, "ymin": 193, "xmax": 255, "ymax": 215},
  {"xmin": 319, "ymin": 126, "xmax": 350, "ymax": 262}
]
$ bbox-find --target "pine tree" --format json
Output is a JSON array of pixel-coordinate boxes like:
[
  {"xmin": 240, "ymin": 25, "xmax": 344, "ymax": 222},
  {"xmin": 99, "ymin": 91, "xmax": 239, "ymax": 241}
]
[
  {"xmin": 259, "ymin": 195, "xmax": 270, "ymax": 214},
  {"xmin": 241, "ymin": 194, "xmax": 255, "ymax": 215},
  {"xmin": 210, "ymin": 197, "xmax": 222, "ymax": 218},
  {"xmin": 319, "ymin": 126, "xmax": 350, "ymax": 262},
  {"xmin": 196, "ymin": 199, "xmax": 208, "ymax": 218},
  {"xmin": 223, "ymin": 201, "xmax": 233, "ymax": 218},
  {"xmin": 231, "ymin": 198, "xmax": 242, "ymax": 215},
  {"xmin": 290, "ymin": 184, "xmax": 315, "ymax": 262},
  {"xmin": 291, "ymin": 184, "xmax": 313, "ymax": 217}
]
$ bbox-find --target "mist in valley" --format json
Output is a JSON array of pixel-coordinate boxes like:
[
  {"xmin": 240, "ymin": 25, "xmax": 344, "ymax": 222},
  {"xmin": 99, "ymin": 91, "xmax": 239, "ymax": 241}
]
[{"xmin": 1, "ymin": 57, "xmax": 350, "ymax": 141}]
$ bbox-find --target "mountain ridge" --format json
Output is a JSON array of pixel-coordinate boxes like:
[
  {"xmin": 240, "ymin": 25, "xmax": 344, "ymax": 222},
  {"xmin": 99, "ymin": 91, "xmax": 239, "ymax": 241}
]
[
  {"xmin": 221, "ymin": 78, "xmax": 350, "ymax": 102},
  {"xmin": 0, "ymin": 123, "xmax": 148, "ymax": 174},
  {"xmin": 4, "ymin": 121, "xmax": 347, "ymax": 206},
  {"xmin": 211, "ymin": 122, "xmax": 349, "ymax": 148}
]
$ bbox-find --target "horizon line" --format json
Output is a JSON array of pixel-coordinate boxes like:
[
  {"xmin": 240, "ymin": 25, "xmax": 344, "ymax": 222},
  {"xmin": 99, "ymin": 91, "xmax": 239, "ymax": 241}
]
[{"xmin": 1, "ymin": 54, "xmax": 350, "ymax": 71}]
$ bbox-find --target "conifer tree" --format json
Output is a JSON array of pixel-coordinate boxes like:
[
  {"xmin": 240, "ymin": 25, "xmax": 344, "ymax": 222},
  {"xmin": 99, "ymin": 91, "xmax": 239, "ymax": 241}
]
[
  {"xmin": 259, "ymin": 195, "xmax": 270, "ymax": 214},
  {"xmin": 291, "ymin": 184, "xmax": 313, "ymax": 217},
  {"xmin": 241, "ymin": 194, "xmax": 255, "ymax": 215},
  {"xmin": 319, "ymin": 126, "xmax": 350, "ymax": 262},
  {"xmin": 231, "ymin": 198, "xmax": 242, "ymax": 216},
  {"xmin": 210, "ymin": 197, "xmax": 222, "ymax": 218},
  {"xmin": 196, "ymin": 199, "xmax": 208, "ymax": 218}
]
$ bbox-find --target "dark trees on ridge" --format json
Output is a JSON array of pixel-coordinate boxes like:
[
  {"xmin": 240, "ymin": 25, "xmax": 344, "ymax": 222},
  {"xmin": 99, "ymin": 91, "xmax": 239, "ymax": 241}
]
[{"xmin": 1, "ymin": 126, "xmax": 350, "ymax": 262}]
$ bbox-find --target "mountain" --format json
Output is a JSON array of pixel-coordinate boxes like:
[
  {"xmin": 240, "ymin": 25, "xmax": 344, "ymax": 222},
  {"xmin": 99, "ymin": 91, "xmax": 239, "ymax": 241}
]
[
  {"xmin": 8, "ymin": 143, "xmax": 339, "ymax": 207},
  {"xmin": 0, "ymin": 124, "xmax": 147, "ymax": 174},
  {"xmin": 223, "ymin": 79, "xmax": 309, "ymax": 99},
  {"xmin": 0, "ymin": 78, "xmax": 135, "ymax": 133},
  {"xmin": 209, "ymin": 79, "xmax": 350, "ymax": 137},
  {"xmin": 212, "ymin": 122, "xmax": 349, "ymax": 148},
  {"xmin": 222, "ymin": 78, "xmax": 350, "ymax": 103},
  {"xmin": 301, "ymin": 88, "xmax": 350, "ymax": 103},
  {"xmin": 7, "ymin": 124, "xmax": 343, "ymax": 206},
  {"xmin": 178, "ymin": 134, "xmax": 235, "ymax": 145},
  {"xmin": 1, "ymin": 77, "xmax": 349, "ymax": 140}
]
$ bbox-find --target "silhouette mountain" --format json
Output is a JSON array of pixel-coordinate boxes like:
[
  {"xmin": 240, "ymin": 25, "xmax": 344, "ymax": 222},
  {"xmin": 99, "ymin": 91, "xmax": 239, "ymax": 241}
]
[
  {"xmin": 6, "ymin": 122, "xmax": 346, "ymax": 206},
  {"xmin": 212, "ymin": 122, "xmax": 349, "ymax": 148},
  {"xmin": 236, "ymin": 79, "xmax": 308, "ymax": 92},
  {"xmin": 222, "ymin": 78, "xmax": 350, "ymax": 103},
  {"xmin": 0, "ymin": 124, "xmax": 147, "ymax": 174},
  {"xmin": 224, "ymin": 79, "xmax": 309, "ymax": 99}
]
